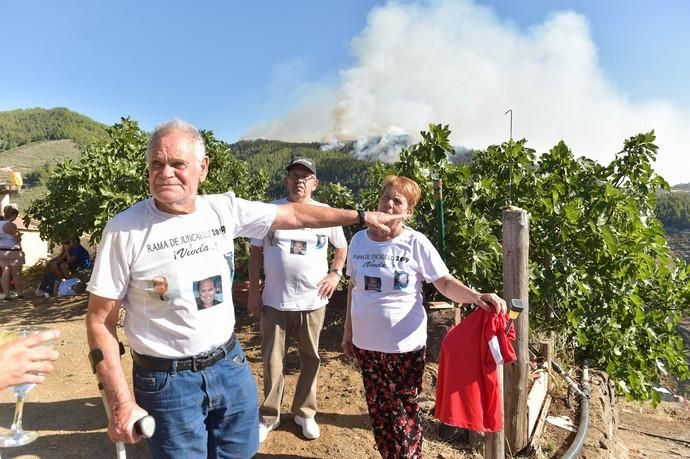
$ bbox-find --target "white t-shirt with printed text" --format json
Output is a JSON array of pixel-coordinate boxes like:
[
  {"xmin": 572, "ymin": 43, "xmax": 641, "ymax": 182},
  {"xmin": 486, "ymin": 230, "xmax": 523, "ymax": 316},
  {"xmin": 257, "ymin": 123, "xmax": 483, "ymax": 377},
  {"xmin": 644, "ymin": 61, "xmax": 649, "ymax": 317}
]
[
  {"xmin": 87, "ymin": 193, "xmax": 276, "ymax": 358},
  {"xmin": 251, "ymin": 198, "xmax": 347, "ymax": 311},
  {"xmin": 346, "ymin": 226, "xmax": 448, "ymax": 353}
]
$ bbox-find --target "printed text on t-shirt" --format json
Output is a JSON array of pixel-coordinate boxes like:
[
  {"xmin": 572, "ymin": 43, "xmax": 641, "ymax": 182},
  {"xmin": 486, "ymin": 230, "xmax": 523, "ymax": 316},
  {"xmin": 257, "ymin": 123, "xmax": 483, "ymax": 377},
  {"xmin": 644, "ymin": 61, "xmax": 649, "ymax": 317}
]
[
  {"xmin": 145, "ymin": 226, "xmax": 227, "ymax": 258},
  {"xmin": 352, "ymin": 252, "xmax": 410, "ymax": 268}
]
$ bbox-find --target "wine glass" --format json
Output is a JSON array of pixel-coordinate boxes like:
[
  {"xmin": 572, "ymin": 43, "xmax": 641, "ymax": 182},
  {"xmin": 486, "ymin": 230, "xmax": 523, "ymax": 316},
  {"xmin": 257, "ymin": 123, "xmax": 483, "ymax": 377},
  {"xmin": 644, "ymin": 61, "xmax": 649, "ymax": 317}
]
[{"xmin": 0, "ymin": 325, "xmax": 56, "ymax": 447}]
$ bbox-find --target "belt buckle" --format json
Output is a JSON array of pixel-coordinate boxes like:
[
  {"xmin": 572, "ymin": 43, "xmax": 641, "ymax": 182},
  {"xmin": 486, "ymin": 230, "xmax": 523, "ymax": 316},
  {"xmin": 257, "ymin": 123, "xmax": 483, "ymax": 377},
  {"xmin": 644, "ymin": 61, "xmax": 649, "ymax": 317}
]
[{"xmin": 192, "ymin": 352, "xmax": 210, "ymax": 372}]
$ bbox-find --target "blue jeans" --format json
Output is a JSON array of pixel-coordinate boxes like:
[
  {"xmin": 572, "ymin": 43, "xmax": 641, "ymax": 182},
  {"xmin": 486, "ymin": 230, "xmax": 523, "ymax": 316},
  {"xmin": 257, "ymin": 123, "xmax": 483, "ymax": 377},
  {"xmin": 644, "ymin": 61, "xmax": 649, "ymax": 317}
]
[{"xmin": 133, "ymin": 343, "xmax": 259, "ymax": 459}]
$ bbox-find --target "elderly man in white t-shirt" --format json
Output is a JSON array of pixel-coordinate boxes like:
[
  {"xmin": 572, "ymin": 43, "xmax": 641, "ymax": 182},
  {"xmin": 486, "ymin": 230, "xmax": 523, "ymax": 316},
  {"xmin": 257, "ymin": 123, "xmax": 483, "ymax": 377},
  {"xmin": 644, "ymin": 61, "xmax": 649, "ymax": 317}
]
[
  {"xmin": 86, "ymin": 121, "xmax": 401, "ymax": 459},
  {"xmin": 248, "ymin": 157, "xmax": 347, "ymax": 443}
]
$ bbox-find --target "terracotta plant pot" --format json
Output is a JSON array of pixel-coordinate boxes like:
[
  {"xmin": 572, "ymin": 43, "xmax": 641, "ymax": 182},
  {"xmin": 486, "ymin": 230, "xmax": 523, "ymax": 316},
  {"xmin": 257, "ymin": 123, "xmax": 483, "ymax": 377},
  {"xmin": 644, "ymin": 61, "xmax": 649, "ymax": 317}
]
[{"xmin": 232, "ymin": 280, "xmax": 251, "ymax": 306}]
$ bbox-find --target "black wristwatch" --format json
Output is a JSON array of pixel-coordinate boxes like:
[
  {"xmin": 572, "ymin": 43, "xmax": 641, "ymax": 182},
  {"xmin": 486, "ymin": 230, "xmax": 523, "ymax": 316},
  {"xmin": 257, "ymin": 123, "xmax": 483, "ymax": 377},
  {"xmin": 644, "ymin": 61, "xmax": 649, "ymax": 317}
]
[
  {"xmin": 329, "ymin": 268, "xmax": 343, "ymax": 277},
  {"xmin": 357, "ymin": 209, "xmax": 366, "ymax": 226}
]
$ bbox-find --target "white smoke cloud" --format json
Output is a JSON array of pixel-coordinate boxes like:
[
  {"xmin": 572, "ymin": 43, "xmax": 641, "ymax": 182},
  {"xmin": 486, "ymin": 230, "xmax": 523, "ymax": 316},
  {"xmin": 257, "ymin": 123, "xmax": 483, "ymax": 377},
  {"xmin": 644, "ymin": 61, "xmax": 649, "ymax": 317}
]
[
  {"xmin": 351, "ymin": 126, "xmax": 411, "ymax": 162},
  {"xmin": 244, "ymin": 0, "xmax": 690, "ymax": 185}
]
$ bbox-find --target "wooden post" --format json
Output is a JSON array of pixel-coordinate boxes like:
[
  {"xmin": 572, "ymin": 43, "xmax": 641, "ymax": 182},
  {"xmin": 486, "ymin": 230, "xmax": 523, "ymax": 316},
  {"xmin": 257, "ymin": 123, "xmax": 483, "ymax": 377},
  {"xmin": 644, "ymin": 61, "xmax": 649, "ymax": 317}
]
[
  {"xmin": 454, "ymin": 305, "xmax": 462, "ymax": 325},
  {"xmin": 502, "ymin": 208, "xmax": 530, "ymax": 453},
  {"xmin": 526, "ymin": 371, "xmax": 548, "ymax": 437},
  {"xmin": 485, "ymin": 209, "xmax": 530, "ymax": 458},
  {"xmin": 484, "ymin": 364, "xmax": 504, "ymax": 458},
  {"xmin": 539, "ymin": 341, "xmax": 553, "ymax": 390}
]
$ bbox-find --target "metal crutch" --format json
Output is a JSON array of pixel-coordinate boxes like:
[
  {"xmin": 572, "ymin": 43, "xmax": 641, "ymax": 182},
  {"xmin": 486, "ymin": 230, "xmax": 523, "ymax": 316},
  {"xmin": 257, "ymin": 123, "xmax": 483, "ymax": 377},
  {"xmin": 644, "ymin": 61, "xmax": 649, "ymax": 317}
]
[{"xmin": 89, "ymin": 342, "xmax": 155, "ymax": 458}]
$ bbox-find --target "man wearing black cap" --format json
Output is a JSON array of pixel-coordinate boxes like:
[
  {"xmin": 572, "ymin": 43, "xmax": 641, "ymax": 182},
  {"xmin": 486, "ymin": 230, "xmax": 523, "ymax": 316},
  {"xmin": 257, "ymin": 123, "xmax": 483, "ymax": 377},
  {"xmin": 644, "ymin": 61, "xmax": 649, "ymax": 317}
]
[{"xmin": 249, "ymin": 157, "xmax": 347, "ymax": 443}]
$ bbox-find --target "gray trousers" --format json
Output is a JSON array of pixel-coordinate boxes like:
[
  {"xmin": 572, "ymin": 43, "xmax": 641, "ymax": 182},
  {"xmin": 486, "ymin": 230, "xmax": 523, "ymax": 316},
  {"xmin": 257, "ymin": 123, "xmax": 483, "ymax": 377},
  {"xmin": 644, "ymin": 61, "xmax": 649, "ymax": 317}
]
[{"xmin": 259, "ymin": 305, "xmax": 326, "ymax": 425}]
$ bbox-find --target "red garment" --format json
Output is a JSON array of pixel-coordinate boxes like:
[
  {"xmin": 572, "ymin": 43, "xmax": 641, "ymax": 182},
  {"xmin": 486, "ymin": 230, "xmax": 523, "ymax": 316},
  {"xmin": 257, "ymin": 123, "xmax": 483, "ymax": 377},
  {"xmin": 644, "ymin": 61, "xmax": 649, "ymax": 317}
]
[{"xmin": 434, "ymin": 308, "xmax": 516, "ymax": 432}]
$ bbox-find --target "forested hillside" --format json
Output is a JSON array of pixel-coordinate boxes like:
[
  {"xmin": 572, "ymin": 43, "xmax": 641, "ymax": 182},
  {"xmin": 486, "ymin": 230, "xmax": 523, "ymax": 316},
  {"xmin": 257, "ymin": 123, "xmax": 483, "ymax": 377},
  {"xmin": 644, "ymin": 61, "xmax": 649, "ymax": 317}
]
[
  {"xmin": 655, "ymin": 190, "xmax": 690, "ymax": 229},
  {"xmin": 231, "ymin": 139, "xmax": 371, "ymax": 198},
  {"xmin": 1, "ymin": 140, "xmax": 82, "ymax": 210},
  {"xmin": 0, "ymin": 107, "xmax": 108, "ymax": 150},
  {"xmin": 658, "ymin": 187, "xmax": 690, "ymax": 262}
]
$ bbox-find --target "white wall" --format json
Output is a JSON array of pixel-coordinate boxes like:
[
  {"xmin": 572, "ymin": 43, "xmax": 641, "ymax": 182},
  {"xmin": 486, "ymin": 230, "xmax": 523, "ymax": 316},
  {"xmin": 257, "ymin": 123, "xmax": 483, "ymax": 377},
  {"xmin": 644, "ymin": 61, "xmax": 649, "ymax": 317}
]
[{"xmin": 19, "ymin": 229, "xmax": 49, "ymax": 267}]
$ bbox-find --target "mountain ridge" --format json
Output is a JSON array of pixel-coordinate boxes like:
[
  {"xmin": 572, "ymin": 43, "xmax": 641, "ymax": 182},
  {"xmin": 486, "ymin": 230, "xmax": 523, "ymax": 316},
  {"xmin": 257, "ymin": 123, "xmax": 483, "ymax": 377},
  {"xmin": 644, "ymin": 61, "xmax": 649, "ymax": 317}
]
[{"xmin": 0, "ymin": 107, "xmax": 108, "ymax": 151}]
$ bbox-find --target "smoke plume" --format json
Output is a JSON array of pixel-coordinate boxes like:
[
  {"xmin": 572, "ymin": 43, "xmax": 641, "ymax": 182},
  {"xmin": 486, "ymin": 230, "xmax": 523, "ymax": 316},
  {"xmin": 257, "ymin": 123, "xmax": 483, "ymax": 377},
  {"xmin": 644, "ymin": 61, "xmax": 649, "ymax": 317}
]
[{"xmin": 244, "ymin": 0, "xmax": 690, "ymax": 184}]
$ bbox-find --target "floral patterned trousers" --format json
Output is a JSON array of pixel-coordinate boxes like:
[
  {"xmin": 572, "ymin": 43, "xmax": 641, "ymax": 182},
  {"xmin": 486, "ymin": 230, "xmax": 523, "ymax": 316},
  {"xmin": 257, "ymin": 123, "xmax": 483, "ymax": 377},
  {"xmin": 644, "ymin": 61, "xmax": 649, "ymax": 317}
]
[{"xmin": 354, "ymin": 346, "xmax": 426, "ymax": 459}]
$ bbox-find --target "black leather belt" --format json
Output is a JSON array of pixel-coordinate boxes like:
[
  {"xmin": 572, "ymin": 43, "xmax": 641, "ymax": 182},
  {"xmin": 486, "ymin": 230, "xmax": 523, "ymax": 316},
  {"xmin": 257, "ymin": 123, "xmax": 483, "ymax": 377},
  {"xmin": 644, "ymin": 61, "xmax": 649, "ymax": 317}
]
[{"xmin": 132, "ymin": 333, "xmax": 236, "ymax": 372}]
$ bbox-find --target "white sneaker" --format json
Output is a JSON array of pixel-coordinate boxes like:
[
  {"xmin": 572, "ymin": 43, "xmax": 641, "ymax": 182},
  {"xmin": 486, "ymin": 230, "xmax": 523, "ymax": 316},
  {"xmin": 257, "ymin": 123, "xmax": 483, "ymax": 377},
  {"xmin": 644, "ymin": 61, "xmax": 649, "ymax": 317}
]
[
  {"xmin": 258, "ymin": 419, "xmax": 279, "ymax": 443},
  {"xmin": 294, "ymin": 415, "xmax": 320, "ymax": 440}
]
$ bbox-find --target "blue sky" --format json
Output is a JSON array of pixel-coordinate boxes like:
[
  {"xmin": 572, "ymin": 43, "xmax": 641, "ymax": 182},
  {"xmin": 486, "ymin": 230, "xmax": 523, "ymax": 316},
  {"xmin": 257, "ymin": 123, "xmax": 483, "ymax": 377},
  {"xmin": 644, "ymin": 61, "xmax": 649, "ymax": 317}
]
[{"xmin": 1, "ymin": 0, "xmax": 689, "ymax": 184}]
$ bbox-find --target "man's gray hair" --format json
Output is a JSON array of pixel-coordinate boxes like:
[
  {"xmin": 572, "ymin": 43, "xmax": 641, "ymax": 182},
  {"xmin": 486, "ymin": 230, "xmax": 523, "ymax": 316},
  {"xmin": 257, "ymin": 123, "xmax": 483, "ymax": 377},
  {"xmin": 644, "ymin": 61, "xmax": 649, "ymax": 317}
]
[{"xmin": 146, "ymin": 118, "xmax": 206, "ymax": 161}]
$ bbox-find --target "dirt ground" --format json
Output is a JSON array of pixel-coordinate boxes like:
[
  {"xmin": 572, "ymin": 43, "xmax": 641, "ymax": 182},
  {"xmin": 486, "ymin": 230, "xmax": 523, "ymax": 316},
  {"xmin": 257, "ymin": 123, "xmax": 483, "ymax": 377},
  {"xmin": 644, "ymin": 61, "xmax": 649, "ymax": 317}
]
[{"xmin": 0, "ymin": 292, "xmax": 688, "ymax": 459}]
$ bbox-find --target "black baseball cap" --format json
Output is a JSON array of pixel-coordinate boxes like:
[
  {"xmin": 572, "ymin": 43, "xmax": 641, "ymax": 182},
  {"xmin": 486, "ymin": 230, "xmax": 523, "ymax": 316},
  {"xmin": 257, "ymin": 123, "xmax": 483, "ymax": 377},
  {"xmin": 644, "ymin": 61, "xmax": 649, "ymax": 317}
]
[{"xmin": 286, "ymin": 157, "xmax": 316, "ymax": 175}]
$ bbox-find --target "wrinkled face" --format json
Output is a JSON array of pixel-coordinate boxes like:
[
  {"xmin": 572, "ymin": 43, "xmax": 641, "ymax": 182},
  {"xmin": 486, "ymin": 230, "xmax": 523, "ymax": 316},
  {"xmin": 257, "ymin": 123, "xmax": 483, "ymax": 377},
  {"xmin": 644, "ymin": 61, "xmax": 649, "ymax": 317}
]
[
  {"xmin": 199, "ymin": 279, "xmax": 216, "ymax": 306},
  {"xmin": 285, "ymin": 165, "xmax": 318, "ymax": 201},
  {"xmin": 377, "ymin": 185, "xmax": 413, "ymax": 217},
  {"xmin": 148, "ymin": 131, "xmax": 208, "ymax": 214}
]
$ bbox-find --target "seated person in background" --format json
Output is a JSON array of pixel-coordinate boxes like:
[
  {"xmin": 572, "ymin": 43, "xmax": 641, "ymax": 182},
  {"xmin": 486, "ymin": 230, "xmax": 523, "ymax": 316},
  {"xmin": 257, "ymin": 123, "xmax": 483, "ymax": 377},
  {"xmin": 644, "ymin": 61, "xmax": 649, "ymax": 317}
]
[
  {"xmin": 47, "ymin": 241, "xmax": 70, "ymax": 277},
  {"xmin": 48, "ymin": 239, "xmax": 92, "ymax": 279},
  {"xmin": 36, "ymin": 273, "xmax": 87, "ymax": 297},
  {"xmin": 36, "ymin": 271, "xmax": 57, "ymax": 297}
]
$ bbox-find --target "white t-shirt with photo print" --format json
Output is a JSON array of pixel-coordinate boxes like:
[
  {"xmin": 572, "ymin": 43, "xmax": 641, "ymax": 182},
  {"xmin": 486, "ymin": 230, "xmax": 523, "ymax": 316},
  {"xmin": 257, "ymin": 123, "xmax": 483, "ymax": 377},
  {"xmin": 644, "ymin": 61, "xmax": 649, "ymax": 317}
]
[
  {"xmin": 251, "ymin": 198, "xmax": 347, "ymax": 311},
  {"xmin": 346, "ymin": 226, "xmax": 448, "ymax": 353},
  {"xmin": 87, "ymin": 193, "xmax": 276, "ymax": 358}
]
